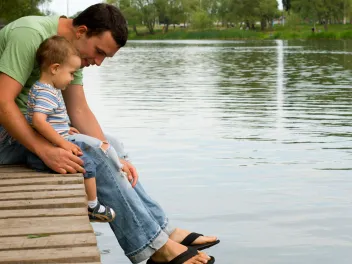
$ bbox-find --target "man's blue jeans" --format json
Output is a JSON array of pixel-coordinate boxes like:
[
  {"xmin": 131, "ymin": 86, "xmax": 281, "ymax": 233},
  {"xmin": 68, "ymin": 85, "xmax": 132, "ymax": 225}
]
[{"xmin": 0, "ymin": 134, "xmax": 175, "ymax": 263}]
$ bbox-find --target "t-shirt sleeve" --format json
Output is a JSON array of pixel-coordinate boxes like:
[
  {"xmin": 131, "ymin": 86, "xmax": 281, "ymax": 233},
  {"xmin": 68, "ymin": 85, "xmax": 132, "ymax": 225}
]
[
  {"xmin": 70, "ymin": 68, "xmax": 83, "ymax": 85},
  {"xmin": 32, "ymin": 88, "xmax": 59, "ymax": 115},
  {"xmin": 0, "ymin": 28, "xmax": 42, "ymax": 86}
]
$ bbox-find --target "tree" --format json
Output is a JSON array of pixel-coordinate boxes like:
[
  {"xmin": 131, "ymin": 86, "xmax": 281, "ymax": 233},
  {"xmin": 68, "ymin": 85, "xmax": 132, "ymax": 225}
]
[
  {"xmin": 106, "ymin": 0, "xmax": 142, "ymax": 35},
  {"xmin": 0, "ymin": 0, "xmax": 51, "ymax": 23},
  {"xmin": 291, "ymin": 0, "xmax": 351, "ymax": 31},
  {"xmin": 282, "ymin": 0, "xmax": 291, "ymax": 12}
]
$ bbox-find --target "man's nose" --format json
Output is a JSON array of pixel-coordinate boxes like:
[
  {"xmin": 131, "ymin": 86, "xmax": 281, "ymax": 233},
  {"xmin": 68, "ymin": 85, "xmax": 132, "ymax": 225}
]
[{"xmin": 94, "ymin": 57, "xmax": 105, "ymax": 66}]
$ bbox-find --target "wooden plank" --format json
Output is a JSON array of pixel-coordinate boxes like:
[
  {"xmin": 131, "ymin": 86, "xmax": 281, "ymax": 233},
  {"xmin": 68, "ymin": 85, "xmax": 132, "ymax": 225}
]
[
  {"xmin": 0, "ymin": 233, "xmax": 97, "ymax": 251},
  {"xmin": 0, "ymin": 167, "xmax": 35, "ymax": 173},
  {"xmin": 0, "ymin": 172, "xmax": 82, "ymax": 179},
  {"xmin": 0, "ymin": 177, "xmax": 83, "ymax": 187},
  {"xmin": 0, "ymin": 184, "xmax": 83, "ymax": 193},
  {"xmin": 0, "ymin": 216, "xmax": 92, "ymax": 237},
  {"xmin": 0, "ymin": 197, "xmax": 87, "ymax": 210},
  {"xmin": 0, "ymin": 246, "xmax": 100, "ymax": 263},
  {"xmin": 0, "ymin": 189, "xmax": 86, "ymax": 201},
  {"xmin": 0, "ymin": 166, "xmax": 100, "ymax": 263},
  {"xmin": 0, "ymin": 208, "xmax": 87, "ymax": 219}
]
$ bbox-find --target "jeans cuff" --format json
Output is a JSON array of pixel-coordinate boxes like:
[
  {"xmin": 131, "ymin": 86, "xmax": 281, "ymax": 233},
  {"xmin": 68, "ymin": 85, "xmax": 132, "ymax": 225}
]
[
  {"xmin": 128, "ymin": 230, "xmax": 169, "ymax": 264},
  {"xmin": 162, "ymin": 222, "xmax": 175, "ymax": 236}
]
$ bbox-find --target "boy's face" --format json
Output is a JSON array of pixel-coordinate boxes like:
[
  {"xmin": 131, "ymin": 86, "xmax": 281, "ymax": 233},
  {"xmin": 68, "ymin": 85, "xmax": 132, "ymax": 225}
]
[
  {"xmin": 74, "ymin": 30, "xmax": 120, "ymax": 68},
  {"xmin": 53, "ymin": 55, "xmax": 81, "ymax": 90}
]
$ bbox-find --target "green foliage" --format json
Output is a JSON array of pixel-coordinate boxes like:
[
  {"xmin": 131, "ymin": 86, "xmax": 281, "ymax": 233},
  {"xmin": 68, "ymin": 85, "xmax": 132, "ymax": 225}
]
[
  {"xmin": 282, "ymin": 0, "xmax": 291, "ymax": 12},
  {"xmin": 128, "ymin": 23, "xmax": 352, "ymax": 40},
  {"xmin": 0, "ymin": 0, "xmax": 51, "ymax": 23},
  {"xmin": 191, "ymin": 10, "xmax": 213, "ymax": 29}
]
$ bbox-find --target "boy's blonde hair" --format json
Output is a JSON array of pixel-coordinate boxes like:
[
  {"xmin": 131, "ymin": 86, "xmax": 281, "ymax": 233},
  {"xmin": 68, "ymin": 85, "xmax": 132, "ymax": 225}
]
[{"xmin": 36, "ymin": 35, "xmax": 80, "ymax": 70}]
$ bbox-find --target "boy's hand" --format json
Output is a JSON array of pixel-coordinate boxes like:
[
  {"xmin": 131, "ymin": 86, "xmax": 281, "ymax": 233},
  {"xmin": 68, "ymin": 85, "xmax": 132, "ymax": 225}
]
[
  {"xmin": 69, "ymin": 127, "xmax": 80, "ymax": 135},
  {"xmin": 38, "ymin": 144, "xmax": 85, "ymax": 174},
  {"xmin": 60, "ymin": 141, "xmax": 83, "ymax": 156}
]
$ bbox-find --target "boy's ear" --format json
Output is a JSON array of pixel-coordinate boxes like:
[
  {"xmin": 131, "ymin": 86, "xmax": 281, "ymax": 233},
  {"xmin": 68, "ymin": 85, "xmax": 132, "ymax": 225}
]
[{"xmin": 49, "ymin": 63, "xmax": 60, "ymax": 74}]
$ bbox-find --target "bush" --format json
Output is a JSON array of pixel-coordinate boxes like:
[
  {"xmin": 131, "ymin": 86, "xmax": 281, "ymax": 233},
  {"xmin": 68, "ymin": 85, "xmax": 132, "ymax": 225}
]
[{"xmin": 190, "ymin": 11, "xmax": 213, "ymax": 30}]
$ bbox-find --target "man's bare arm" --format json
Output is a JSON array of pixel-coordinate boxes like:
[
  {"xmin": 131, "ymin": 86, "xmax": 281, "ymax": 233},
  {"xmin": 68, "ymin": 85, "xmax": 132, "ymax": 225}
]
[
  {"xmin": 63, "ymin": 84, "xmax": 106, "ymax": 140},
  {"xmin": 63, "ymin": 83, "xmax": 139, "ymax": 186},
  {"xmin": 0, "ymin": 73, "xmax": 85, "ymax": 173},
  {"xmin": 0, "ymin": 73, "xmax": 44, "ymax": 152}
]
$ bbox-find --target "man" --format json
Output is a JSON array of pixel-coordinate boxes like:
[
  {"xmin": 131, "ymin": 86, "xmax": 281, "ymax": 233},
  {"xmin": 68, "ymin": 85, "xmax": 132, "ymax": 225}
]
[{"xmin": 0, "ymin": 3, "xmax": 218, "ymax": 263}]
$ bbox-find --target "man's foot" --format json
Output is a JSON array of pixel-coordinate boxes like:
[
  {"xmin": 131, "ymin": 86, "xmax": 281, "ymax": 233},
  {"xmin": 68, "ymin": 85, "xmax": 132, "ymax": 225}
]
[
  {"xmin": 88, "ymin": 201, "xmax": 116, "ymax": 222},
  {"xmin": 151, "ymin": 239, "xmax": 213, "ymax": 264},
  {"xmin": 170, "ymin": 228, "xmax": 218, "ymax": 248}
]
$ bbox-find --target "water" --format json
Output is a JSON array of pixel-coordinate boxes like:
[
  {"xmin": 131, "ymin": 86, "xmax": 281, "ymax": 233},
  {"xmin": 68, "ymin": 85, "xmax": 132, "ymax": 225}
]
[{"xmin": 83, "ymin": 40, "xmax": 352, "ymax": 264}]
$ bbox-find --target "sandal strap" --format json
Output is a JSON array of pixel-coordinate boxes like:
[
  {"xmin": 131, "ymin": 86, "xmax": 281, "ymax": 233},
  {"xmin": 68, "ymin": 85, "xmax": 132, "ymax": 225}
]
[
  {"xmin": 180, "ymin": 232, "xmax": 203, "ymax": 246},
  {"xmin": 169, "ymin": 248, "xmax": 198, "ymax": 264},
  {"xmin": 146, "ymin": 248, "xmax": 198, "ymax": 264}
]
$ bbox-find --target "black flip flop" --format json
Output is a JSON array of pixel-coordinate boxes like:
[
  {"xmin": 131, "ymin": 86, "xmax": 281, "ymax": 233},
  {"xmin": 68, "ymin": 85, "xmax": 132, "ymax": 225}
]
[
  {"xmin": 181, "ymin": 233, "xmax": 220, "ymax": 251},
  {"xmin": 146, "ymin": 247, "xmax": 215, "ymax": 264}
]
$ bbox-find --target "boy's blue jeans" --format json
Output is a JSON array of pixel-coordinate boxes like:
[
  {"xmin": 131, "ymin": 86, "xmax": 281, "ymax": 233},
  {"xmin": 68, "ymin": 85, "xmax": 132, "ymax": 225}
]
[{"xmin": 0, "ymin": 133, "xmax": 174, "ymax": 263}]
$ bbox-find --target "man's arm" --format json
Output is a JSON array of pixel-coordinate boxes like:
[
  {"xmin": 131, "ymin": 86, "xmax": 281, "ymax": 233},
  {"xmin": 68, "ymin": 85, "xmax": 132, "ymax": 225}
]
[
  {"xmin": 63, "ymin": 84, "xmax": 106, "ymax": 140},
  {"xmin": 0, "ymin": 74, "xmax": 84, "ymax": 173},
  {"xmin": 63, "ymin": 84, "xmax": 139, "ymax": 186},
  {"xmin": 0, "ymin": 74, "xmax": 43, "ymax": 153}
]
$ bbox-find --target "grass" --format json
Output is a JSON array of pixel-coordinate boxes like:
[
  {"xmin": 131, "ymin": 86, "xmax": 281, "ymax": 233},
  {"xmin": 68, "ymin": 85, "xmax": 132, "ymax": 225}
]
[{"xmin": 128, "ymin": 24, "xmax": 352, "ymax": 41}]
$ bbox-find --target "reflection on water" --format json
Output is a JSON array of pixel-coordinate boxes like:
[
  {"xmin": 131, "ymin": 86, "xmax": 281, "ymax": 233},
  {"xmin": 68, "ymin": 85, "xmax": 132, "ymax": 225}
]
[{"xmin": 83, "ymin": 40, "xmax": 352, "ymax": 264}]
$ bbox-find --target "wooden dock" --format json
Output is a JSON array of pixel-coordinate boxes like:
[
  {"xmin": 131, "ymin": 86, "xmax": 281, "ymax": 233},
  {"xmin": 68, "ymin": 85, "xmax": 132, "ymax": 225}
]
[{"xmin": 0, "ymin": 165, "xmax": 101, "ymax": 264}]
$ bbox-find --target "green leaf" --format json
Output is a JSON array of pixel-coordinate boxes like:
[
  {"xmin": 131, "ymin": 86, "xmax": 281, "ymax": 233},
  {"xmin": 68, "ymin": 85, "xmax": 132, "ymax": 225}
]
[{"xmin": 27, "ymin": 234, "xmax": 50, "ymax": 239}]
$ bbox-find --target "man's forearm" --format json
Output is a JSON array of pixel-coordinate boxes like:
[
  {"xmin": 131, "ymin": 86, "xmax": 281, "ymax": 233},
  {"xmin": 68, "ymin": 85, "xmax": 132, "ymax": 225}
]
[
  {"xmin": 69, "ymin": 107, "xmax": 106, "ymax": 141},
  {"xmin": 0, "ymin": 100, "xmax": 47, "ymax": 154}
]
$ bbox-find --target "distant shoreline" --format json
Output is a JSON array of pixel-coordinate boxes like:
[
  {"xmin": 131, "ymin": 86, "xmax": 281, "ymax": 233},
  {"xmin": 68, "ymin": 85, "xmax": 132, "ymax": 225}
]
[{"xmin": 128, "ymin": 25, "xmax": 352, "ymax": 41}]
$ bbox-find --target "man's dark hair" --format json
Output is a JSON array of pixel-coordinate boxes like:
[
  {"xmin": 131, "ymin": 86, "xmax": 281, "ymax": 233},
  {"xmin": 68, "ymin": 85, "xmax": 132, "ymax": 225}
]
[{"xmin": 73, "ymin": 3, "xmax": 128, "ymax": 47}]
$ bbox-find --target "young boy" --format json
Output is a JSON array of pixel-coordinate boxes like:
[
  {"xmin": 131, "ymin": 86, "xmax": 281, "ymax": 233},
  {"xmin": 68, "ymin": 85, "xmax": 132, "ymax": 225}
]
[{"xmin": 26, "ymin": 35, "xmax": 115, "ymax": 222}]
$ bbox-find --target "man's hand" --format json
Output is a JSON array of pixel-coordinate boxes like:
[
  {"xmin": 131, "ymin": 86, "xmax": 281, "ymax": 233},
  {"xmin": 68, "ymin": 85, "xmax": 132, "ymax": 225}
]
[
  {"xmin": 100, "ymin": 142, "xmax": 138, "ymax": 187},
  {"xmin": 37, "ymin": 144, "xmax": 85, "ymax": 174},
  {"xmin": 120, "ymin": 159, "xmax": 138, "ymax": 188}
]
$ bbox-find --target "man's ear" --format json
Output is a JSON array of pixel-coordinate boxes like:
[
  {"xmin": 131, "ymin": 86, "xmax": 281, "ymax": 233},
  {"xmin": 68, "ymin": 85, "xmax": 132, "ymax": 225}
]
[
  {"xmin": 75, "ymin": 25, "xmax": 88, "ymax": 39},
  {"xmin": 49, "ymin": 63, "xmax": 60, "ymax": 75}
]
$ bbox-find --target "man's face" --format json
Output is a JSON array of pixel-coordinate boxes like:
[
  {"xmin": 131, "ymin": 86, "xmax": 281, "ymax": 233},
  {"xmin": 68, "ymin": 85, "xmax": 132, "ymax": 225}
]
[{"xmin": 74, "ymin": 30, "xmax": 120, "ymax": 68}]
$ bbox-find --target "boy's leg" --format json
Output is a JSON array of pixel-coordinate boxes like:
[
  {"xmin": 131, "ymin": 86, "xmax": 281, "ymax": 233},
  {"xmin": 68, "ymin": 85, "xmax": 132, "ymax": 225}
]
[
  {"xmin": 68, "ymin": 134, "xmax": 123, "ymax": 170},
  {"xmin": 85, "ymin": 177, "xmax": 116, "ymax": 223},
  {"xmin": 84, "ymin": 177, "xmax": 97, "ymax": 201}
]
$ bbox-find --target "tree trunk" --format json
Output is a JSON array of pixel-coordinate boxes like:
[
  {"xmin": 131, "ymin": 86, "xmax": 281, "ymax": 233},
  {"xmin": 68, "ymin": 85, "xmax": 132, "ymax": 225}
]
[
  {"xmin": 324, "ymin": 19, "xmax": 328, "ymax": 31},
  {"xmin": 133, "ymin": 24, "xmax": 138, "ymax": 36},
  {"xmin": 260, "ymin": 19, "xmax": 266, "ymax": 30}
]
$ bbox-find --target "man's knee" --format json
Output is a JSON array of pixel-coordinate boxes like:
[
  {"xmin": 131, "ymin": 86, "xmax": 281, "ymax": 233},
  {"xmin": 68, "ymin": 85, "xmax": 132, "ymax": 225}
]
[{"xmin": 104, "ymin": 133, "xmax": 129, "ymax": 160}]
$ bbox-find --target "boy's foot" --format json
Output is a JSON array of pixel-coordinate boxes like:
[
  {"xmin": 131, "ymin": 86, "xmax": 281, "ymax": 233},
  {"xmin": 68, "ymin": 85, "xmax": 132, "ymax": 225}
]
[{"xmin": 88, "ymin": 201, "xmax": 116, "ymax": 222}]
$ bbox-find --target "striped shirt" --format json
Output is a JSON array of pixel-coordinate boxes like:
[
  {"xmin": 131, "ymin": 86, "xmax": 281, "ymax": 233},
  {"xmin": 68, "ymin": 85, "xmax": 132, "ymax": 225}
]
[
  {"xmin": 0, "ymin": 81, "xmax": 70, "ymax": 144},
  {"xmin": 26, "ymin": 81, "xmax": 70, "ymax": 139}
]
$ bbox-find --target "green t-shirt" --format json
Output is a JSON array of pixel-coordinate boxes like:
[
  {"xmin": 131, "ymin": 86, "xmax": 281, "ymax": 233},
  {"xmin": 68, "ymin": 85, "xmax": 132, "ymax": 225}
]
[{"xmin": 0, "ymin": 16, "xmax": 83, "ymax": 115}]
